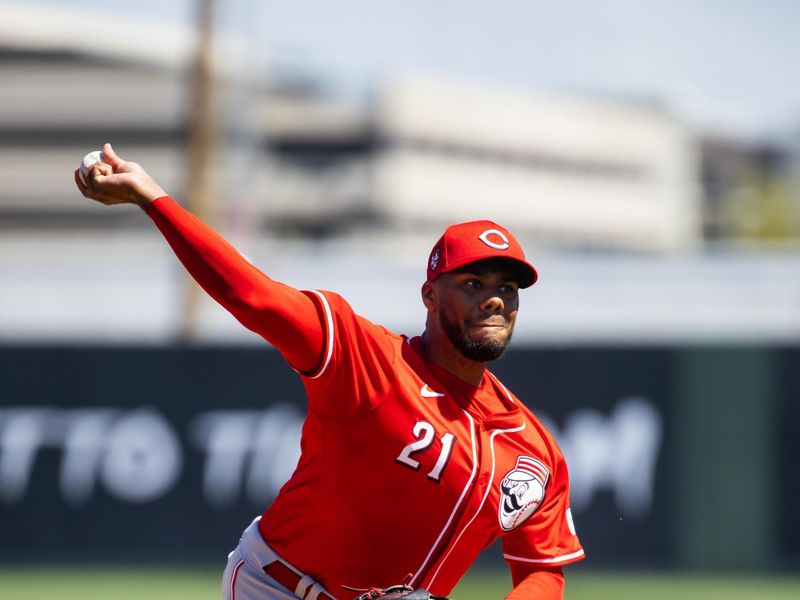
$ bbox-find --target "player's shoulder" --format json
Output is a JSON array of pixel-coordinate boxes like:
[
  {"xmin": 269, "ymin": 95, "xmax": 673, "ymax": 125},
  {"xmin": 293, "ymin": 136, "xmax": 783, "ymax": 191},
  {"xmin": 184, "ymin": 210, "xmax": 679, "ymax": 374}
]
[
  {"xmin": 525, "ymin": 407, "xmax": 563, "ymax": 458},
  {"xmin": 489, "ymin": 373, "xmax": 565, "ymax": 463},
  {"xmin": 304, "ymin": 288, "xmax": 403, "ymax": 342}
]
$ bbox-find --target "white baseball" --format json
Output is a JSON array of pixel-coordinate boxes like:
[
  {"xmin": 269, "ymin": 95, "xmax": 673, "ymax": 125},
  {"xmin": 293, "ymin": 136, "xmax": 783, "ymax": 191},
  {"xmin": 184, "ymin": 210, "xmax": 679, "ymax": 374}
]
[{"xmin": 79, "ymin": 150, "xmax": 105, "ymax": 185}]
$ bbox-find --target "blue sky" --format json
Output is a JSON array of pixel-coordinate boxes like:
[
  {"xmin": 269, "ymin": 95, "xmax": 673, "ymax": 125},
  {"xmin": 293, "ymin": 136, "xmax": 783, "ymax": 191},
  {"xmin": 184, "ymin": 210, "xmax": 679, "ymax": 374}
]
[{"xmin": 19, "ymin": 0, "xmax": 800, "ymax": 142}]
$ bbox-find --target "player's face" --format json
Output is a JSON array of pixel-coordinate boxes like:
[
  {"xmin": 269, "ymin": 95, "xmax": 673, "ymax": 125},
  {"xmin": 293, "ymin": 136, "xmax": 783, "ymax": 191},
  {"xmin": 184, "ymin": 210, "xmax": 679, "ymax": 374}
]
[{"xmin": 434, "ymin": 259, "xmax": 520, "ymax": 362}]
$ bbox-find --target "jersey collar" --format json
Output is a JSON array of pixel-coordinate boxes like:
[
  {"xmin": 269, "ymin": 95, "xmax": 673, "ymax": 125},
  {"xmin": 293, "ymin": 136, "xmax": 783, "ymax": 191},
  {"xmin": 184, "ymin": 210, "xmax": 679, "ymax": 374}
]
[{"xmin": 405, "ymin": 336, "xmax": 522, "ymax": 426}]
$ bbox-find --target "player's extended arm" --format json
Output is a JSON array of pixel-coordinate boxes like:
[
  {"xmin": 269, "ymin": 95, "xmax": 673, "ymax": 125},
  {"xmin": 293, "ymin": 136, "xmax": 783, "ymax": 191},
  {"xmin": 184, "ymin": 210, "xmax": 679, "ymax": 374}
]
[
  {"xmin": 75, "ymin": 143, "xmax": 324, "ymax": 373},
  {"xmin": 505, "ymin": 563, "xmax": 564, "ymax": 600}
]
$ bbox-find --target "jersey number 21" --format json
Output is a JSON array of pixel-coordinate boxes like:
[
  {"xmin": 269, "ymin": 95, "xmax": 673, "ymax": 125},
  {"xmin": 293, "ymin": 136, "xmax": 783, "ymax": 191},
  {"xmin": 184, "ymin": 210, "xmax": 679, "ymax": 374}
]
[{"xmin": 395, "ymin": 421, "xmax": 456, "ymax": 482}]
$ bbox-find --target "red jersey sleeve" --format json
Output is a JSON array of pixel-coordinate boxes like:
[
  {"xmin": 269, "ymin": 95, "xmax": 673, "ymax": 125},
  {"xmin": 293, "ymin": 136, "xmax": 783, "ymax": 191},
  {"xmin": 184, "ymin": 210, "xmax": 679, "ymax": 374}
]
[
  {"xmin": 145, "ymin": 196, "xmax": 325, "ymax": 373},
  {"xmin": 299, "ymin": 290, "xmax": 400, "ymax": 418},
  {"xmin": 505, "ymin": 566, "xmax": 564, "ymax": 600},
  {"xmin": 501, "ymin": 441, "xmax": 585, "ymax": 568}
]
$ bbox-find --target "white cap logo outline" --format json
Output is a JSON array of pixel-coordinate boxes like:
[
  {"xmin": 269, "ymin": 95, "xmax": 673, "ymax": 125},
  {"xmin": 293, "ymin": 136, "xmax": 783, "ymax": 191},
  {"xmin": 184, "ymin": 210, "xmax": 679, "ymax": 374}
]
[{"xmin": 478, "ymin": 229, "xmax": 509, "ymax": 250}]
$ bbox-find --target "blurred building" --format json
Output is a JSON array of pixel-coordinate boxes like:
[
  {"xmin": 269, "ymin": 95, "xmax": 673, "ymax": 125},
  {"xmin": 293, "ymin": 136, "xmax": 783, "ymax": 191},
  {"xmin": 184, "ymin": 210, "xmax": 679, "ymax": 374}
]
[
  {"xmin": 1, "ymin": 4, "xmax": 700, "ymax": 253},
  {"xmin": 376, "ymin": 78, "xmax": 699, "ymax": 251},
  {"xmin": 1, "ymin": 3, "xmax": 800, "ymax": 345},
  {"xmin": 262, "ymin": 77, "xmax": 701, "ymax": 253}
]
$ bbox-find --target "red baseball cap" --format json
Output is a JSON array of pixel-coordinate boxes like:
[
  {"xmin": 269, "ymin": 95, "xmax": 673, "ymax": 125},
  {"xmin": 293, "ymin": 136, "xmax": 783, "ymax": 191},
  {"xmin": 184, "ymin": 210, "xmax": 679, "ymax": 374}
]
[{"xmin": 426, "ymin": 220, "xmax": 538, "ymax": 288}]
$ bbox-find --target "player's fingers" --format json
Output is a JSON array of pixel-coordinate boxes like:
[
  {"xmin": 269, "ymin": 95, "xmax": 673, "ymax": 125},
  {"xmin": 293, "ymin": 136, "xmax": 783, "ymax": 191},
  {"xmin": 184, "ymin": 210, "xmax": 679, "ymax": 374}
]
[
  {"xmin": 83, "ymin": 185, "xmax": 122, "ymax": 206},
  {"xmin": 91, "ymin": 170, "xmax": 144, "ymax": 203},
  {"xmin": 91, "ymin": 162, "xmax": 113, "ymax": 177},
  {"xmin": 85, "ymin": 163, "xmax": 114, "ymax": 193},
  {"xmin": 92, "ymin": 170, "xmax": 131, "ymax": 187},
  {"xmin": 75, "ymin": 169, "xmax": 114, "ymax": 204},
  {"xmin": 101, "ymin": 142, "xmax": 123, "ymax": 169}
]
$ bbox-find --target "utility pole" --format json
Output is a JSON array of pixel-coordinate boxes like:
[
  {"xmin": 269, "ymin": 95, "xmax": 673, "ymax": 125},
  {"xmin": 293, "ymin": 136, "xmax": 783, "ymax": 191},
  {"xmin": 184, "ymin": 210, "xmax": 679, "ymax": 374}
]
[{"xmin": 182, "ymin": 0, "xmax": 219, "ymax": 342}]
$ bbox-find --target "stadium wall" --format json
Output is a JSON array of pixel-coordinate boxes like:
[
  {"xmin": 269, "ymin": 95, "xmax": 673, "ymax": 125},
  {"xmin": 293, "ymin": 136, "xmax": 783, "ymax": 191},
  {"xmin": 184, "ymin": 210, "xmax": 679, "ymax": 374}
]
[{"xmin": 0, "ymin": 345, "xmax": 795, "ymax": 570}]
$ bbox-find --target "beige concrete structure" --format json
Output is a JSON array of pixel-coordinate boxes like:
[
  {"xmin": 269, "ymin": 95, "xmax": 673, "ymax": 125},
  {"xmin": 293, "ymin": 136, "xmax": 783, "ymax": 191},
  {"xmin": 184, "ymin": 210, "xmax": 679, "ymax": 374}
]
[{"xmin": 3, "ymin": 3, "xmax": 797, "ymax": 345}]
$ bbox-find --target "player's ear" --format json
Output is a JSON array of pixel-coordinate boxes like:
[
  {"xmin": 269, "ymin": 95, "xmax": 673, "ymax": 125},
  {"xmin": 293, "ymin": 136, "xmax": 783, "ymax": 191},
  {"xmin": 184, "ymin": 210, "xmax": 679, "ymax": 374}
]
[{"xmin": 421, "ymin": 280, "xmax": 436, "ymax": 312}]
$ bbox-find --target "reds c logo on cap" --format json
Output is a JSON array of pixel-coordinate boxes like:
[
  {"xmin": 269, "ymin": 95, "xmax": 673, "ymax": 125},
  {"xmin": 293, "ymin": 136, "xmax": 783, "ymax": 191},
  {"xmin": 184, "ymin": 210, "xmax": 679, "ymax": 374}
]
[{"xmin": 478, "ymin": 229, "xmax": 510, "ymax": 250}]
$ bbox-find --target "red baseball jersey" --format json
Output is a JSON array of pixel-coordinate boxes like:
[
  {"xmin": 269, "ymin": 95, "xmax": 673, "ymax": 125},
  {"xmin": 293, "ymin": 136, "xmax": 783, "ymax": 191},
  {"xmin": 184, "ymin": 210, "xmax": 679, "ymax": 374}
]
[
  {"xmin": 259, "ymin": 292, "xmax": 584, "ymax": 597},
  {"xmin": 145, "ymin": 196, "xmax": 584, "ymax": 599}
]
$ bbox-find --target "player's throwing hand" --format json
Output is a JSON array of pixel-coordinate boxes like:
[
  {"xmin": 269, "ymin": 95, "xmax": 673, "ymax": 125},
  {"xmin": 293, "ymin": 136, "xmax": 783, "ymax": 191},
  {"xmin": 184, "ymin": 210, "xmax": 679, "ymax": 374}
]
[{"xmin": 74, "ymin": 143, "xmax": 166, "ymax": 209}]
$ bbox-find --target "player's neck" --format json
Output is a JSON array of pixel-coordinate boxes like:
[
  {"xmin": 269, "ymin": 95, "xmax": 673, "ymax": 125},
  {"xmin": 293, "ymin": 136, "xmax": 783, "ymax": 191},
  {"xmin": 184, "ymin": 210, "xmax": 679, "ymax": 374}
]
[{"xmin": 420, "ymin": 331, "xmax": 486, "ymax": 386}]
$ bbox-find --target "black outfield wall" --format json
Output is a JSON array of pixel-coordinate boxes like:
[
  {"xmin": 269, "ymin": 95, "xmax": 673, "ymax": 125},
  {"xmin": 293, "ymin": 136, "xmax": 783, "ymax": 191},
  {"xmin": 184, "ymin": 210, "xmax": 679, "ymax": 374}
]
[{"xmin": 0, "ymin": 345, "xmax": 794, "ymax": 570}]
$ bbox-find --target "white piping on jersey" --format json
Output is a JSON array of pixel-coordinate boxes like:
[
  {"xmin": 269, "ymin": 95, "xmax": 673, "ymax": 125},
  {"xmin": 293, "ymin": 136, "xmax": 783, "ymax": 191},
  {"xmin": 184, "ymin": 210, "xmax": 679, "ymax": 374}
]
[
  {"xmin": 295, "ymin": 575, "xmax": 315, "ymax": 597},
  {"xmin": 486, "ymin": 376, "xmax": 586, "ymax": 568},
  {"xmin": 503, "ymin": 548, "xmax": 586, "ymax": 565},
  {"xmin": 488, "ymin": 372, "xmax": 516, "ymax": 405},
  {"xmin": 411, "ymin": 410, "xmax": 477, "ymax": 587},
  {"xmin": 306, "ymin": 290, "xmax": 335, "ymax": 380},
  {"xmin": 230, "ymin": 558, "xmax": 245, "ymax": 600},
  {"xmin": 426, "ymin": 421, "xmax": 526, "ymax": 590}
]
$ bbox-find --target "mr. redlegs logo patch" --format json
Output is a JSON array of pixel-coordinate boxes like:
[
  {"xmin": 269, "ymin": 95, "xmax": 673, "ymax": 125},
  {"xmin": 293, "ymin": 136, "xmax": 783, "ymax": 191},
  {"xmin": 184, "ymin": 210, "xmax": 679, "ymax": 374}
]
[{"xmin": 498, "ymin": 455, "xmax": 550, "ymax": 531}]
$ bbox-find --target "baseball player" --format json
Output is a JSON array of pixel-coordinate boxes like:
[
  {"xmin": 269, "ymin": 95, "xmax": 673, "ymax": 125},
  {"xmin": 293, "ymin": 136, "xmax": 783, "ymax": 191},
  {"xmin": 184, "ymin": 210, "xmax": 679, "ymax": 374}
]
[{"xmin": 75, "ymin": 144, "xmax": 584, "ymax": 600}]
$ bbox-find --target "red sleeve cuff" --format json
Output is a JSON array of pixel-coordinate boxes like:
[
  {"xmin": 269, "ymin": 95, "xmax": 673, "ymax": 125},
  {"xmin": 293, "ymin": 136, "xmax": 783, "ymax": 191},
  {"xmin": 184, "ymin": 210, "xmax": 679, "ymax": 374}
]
[{"xmin": 144, "ymin": 195, "xmax": 176, "ymax": 216}]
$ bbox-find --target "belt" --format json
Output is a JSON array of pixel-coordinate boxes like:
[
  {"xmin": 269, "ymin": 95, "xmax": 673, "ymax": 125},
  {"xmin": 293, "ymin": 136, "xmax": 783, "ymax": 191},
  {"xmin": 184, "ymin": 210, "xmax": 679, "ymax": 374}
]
[{"xmin": 263, "ymin": 560, "xmax": 336, "ymax": 600}]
